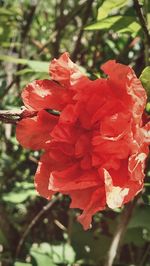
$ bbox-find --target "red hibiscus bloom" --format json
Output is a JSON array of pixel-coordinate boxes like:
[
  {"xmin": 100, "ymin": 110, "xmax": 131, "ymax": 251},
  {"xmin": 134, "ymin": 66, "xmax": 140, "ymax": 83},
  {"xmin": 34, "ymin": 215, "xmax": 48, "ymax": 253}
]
[{"xmin": 16, "ymin": 53, "xmax": 150, "ymax": 230}]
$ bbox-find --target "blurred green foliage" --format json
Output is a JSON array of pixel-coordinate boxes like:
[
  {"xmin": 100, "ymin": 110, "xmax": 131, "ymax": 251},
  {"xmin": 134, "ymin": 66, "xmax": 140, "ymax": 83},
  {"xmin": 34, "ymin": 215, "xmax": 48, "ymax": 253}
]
[
  {"xmin": 0, "ymin": 0, "xmax": 150, "ymax": 265},
  {"xmin": 140, "ymin": 66, "xmax": 150, "ymax": 101}
]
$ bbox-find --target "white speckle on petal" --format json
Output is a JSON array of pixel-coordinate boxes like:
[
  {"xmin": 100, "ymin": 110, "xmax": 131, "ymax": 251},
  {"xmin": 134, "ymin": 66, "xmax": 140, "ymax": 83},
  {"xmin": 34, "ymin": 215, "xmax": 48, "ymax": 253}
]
[
  {"xmin": 136, "ymin": 153, "xmax": 147, "ymax": 162},
  {"xmin": 104, "ymin": 169, "xmax": 129, "ymax": 209}
]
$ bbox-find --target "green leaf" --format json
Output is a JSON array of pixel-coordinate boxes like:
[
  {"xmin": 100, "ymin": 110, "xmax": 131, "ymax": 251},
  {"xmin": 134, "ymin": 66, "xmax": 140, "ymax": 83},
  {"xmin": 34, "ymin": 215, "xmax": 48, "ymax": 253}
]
[
  {"xmin": 2, "ymin": 189, "xmax": 37, "ymax": 203},
  {"xmin": 2, "ymin": 182, "xmax": 37, "ymax": 203},
  {"xmin": 0, "ymin": 55, "xmax": 49, "ymax": 73},
  {"xmin": 0, "ymin": 27, "xmax": 4, "ymax": 35},
  {"xmin": 147, "ymin": 13, "xmax": 150, "ymax": 30},
  {"xmin": 51, "ymin": 243, "xmax": 76, "ymax": 264},
  {"xmin": 15, "ymin": 68, "xmax": 35, "ymax": 76},
  {"xmin": 128, "ymin": 206, "xmax": 150, "ymax": 231},
  {"xmin": 146, "ymin": 102, "xmax": 150, "ymax": 112},
  {"xmin": 0, "ymin": 228, "xmax": 8, "ymax": 245},
  {"xmin": 27, "ymin": 60, "xmax": 49, "ymax": 73},
  {"xmin": 31, "ymin": 251, "xmax": 55, "ymax": 266},
  {"xmin": 140, "ymin": 66, "xmax": 150, "ymax": 101},
  {"xmin": 85, "ymin": 16, "xmax": 141, "ymax": 36},
  {"xmin": 97, "ymin": 0, "xmax": 128, "ymax": 20},
  {"xmin": 0, "ymin": 54, "xmax": 27, "ymax": 64},
  {"xmin": 71, "ymin": 223, "xmax": 110, "ymax": 263},
  {"xmin": 143, "ymin": 175, "xmax": 150, "ymax": 205},
  {"xmin": 14, "ymin": 262, "xmax": 32, "ymax": 266},
  {"xmin": 142, "ymin": 194, "xmax": 150, "ymax": 205},
  {"xmin": 30, "ymin": 242, "xmax": 76, "ymax": 264},
  {"xmin": 1, "ymin": 42, "xmax": 21, "ymax": 48},
  {"xmin": 123, "ymin": 227, "xmax": 145, "ymax": 246},
  {"xmin": 0, "ymin": 7, "xmax": 16, "ymax": 16},
  {"xmin": 144, "ymin": 182, "xmax": 150, "ymax": 187}
]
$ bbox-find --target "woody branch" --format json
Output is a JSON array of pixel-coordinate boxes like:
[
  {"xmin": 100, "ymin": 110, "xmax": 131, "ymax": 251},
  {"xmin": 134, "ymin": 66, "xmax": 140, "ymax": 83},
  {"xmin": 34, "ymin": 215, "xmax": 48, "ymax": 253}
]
[
  {"xmin": 0, "ymin": 109, "xmax": 37, "ymax": 124},
  {"xmin": 0, "ymin": 108, "xmax": 60, "ymax": 124}
]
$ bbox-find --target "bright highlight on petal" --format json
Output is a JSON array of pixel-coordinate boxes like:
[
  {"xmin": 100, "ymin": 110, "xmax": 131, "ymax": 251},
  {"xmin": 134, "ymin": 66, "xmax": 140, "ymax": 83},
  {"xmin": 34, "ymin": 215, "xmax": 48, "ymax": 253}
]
[{"xmin": 104, "ymin": 169, "xmax": 129, "ymax": 209}]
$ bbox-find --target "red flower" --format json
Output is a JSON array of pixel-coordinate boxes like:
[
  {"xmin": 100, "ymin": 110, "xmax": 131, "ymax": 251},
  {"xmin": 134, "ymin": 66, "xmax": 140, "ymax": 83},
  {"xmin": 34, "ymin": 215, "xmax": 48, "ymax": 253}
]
[{"xmin": 16, "ymin": 53, "xmax": 150, "ymax": 230}]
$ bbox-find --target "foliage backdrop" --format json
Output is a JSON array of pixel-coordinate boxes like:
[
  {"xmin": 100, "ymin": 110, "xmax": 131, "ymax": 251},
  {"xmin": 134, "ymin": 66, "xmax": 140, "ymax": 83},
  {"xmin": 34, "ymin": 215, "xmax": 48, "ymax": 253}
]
[{"xmin": 0, "ymin": 0, "xmax": 150, "ymax": 265}]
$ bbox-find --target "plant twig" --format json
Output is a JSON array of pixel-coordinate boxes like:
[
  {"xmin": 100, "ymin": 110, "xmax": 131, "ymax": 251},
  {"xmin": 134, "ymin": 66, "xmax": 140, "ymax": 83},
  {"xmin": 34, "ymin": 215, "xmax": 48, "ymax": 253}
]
[
  {"xmin": 72, "ymin": 0, "xmax": 94, "ymax": 61},
  {"xmin": 133, "ymin": 0, "xmax": 150, "ymax": 45},
  {"xmin": 15, "ymin": 194, "xmax": 62, "ymax": 257},
  {"xmin": 0, "ymin": 108, "xmax": 60, "ymax": 124},
  {"xmin": 104, "ymin": 196, "xmax": 139, "ymax": 266},
  {"xmin": 1, "ymin": 78, "xmax": 16, "ymax": 98},
  {"xmin": 139, "ymin": 243, "xmax": 150, "ymax": 266},
  {"xmin": 0, "ymin": 109, "xmax": 37, "ymax": 124},
  {"xmin": 133, "ymin": 0, "xmax": 150, "ymax": 66},
  {"xmin": 20, "ymin": 1, "xmax": 37, "ymax": 43},
  {"xmin": 52, "ymin": 0, "xmax": 89, "ymax": 57},
  {"xmin": 16, "ymin": 1, "xmax": 38, "ymax": 88}
]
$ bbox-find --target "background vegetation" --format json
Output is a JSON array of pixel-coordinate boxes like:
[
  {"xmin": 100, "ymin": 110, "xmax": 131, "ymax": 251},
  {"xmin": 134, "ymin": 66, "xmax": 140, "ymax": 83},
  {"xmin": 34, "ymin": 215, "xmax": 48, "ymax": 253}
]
[{"xmin": 0, "ymin": 0, "xmax": 150, "ymax": 265}]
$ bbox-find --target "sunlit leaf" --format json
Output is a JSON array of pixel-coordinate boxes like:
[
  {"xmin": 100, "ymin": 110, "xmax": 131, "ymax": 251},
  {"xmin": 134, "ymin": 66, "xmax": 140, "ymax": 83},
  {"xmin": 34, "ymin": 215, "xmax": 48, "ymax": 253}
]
[
  {"xmin": 14, "ymin": 262, "xmax": 32, "ymax": 266},
  {"xmin": 146, "ymin": 102, "xmax": 150, "ymax": 112},
  {"xmin": 97, "ymin": 0, "xmax": 128, "ymax": 20},
  {"xmin": 0, "ymin": 55, "xmax": 49, "ymax": 73},
  {"xmin": 30, "ymin": 242, "xmax": 76, "ymax": 264},
  {"xmin": 1, "ymin": 42, "xmax": 21, "ymax": 48},
  {"xmin": 31, "ymin": 251, "xmax": 54, "ymax": 266},
  {"xmin": 140, "ymin": 66, "xmax": 150, "ymax": 101},
  {"xmin": 85, "ymin": 15, "xmax": 141, "ymax": 36},
  {"xmin": 0, "ymin": 7, "xmax": 16, "ymax": 16},
  {"xmin": 0, "ymin": 54, "xmax": 27, "ymax": 64},
  {"xmin": 27, "ymin": 60, "xmax": 49, "ymax": 73},
  {"xmin": 2, "ymin": 182, "xmax": 37, "ymax": 203}
]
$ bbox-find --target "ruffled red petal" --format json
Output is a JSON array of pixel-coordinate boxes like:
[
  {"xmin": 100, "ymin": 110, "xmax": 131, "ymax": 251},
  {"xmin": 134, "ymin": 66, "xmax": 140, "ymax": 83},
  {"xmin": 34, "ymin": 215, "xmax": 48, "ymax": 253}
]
[
  {"xmin": 22, "ymin": 79, "xmax": 72, "ymax": 111},
  {"xmin": 77, "ymin": 187, "xmax": 106, "ymax": 230},
  {"xmin": 16, "ymin": 53, "xmax": 150, "ymax": 230},
  {"xmin": 49, "ymin": 52, "xmax": 86, "ymax": 87},
  {"xmin": 34, "ymin": 153, "xmax": 55, "ymax": 199},
  {"xmin": 16, "ymin": 110, "xmax": 58, "ymax": 150},
  {"xmin": 101, "ymin": 60, "xmax": 147, "ymax": 123},
  {"xmin": 49, "ymin": 164, "xmax": 100, "ymax": 192}
]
